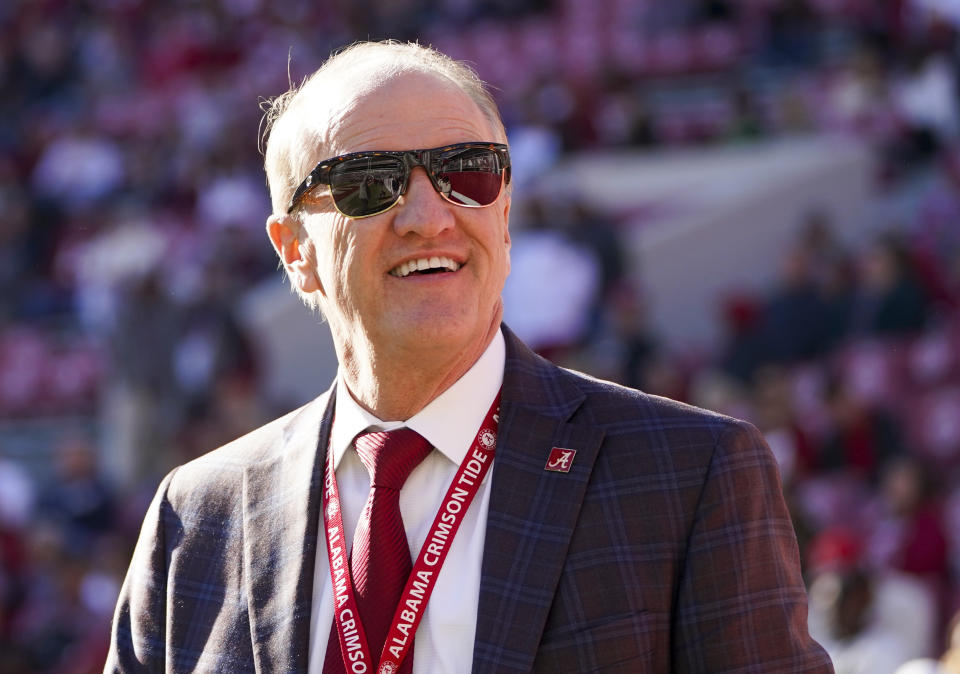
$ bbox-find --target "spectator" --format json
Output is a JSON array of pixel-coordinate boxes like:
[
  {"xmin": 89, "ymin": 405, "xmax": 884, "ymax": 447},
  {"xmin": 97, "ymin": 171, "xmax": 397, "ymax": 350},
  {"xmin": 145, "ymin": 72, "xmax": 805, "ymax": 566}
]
[
  {"xmin": 103, "ymin": 269, "xmax": 184, "ymax": 485},
  {"xmin": 893, "ymin": 46, "xmax": 959, "ymax": 159},
  {"xmin": 818, "ymin": 377, "xmax": 904, "ymax": 483},
  {"xmin": 849, "ymin": 233, "xmax": 930, "ymax": 337},
  {"xmin": 867, "ymin": 457, "xmax": 949, "ymax": 592},
  {"xmin": 793, "ymin": 211, "xmax": 855, "ymax": 346},
  {"xmin": 38, "ymin": 436, "xmax": 116, "ymax": 550},
  {"xmin": 752, "ymin": 365, "xmax": 818, "ymax": 482},
  {"xmin": 502, "ymin": 196, "xmax": 601, "ymax": 354},
  {"xmin": 809, "ymin": 567, "xmax": 913, "ymax": 674},
  {"xmin": 757, "ymin": 247, "xmax": 832, "ymax": 363},
  {"xmin": 719, "ymin": 293, "xmax": 766, "ymax": 383}
]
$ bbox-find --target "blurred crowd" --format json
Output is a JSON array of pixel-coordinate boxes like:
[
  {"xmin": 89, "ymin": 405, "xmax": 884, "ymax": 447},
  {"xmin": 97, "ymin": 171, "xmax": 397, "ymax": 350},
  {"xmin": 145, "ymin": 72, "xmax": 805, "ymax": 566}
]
[{"xmin": 3, "ymin": 0, "xmax": 960, "ymax": 672}]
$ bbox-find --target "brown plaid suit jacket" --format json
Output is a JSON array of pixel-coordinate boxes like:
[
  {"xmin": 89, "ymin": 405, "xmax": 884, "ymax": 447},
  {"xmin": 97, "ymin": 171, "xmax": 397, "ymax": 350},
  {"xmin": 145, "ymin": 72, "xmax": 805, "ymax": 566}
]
[{"xmin": 106, "ymin": 326, "xmax": 833, "ymax": 672}]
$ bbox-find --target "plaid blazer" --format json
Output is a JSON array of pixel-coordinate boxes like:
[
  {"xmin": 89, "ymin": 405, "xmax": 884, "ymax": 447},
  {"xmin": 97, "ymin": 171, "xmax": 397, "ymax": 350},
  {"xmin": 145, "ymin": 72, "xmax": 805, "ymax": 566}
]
[{"xmin": 106, "ymin": 326, "xmax": 833, "ymax": 673}]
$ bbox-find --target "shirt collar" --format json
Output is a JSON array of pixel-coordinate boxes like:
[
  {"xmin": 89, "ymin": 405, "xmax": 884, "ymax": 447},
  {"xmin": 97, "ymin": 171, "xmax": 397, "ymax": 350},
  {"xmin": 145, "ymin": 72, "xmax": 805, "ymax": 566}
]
[{"xmin": 330, "ymin": 328, "xmax": 505, "ymax": 469}]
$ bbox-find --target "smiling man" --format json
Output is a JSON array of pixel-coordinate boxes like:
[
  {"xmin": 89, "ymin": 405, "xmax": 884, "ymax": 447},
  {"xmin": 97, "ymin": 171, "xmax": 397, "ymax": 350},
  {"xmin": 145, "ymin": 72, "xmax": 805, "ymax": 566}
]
[{"xmin": 106, "ymin": 41, "xmax": 833, "ymax": 673}]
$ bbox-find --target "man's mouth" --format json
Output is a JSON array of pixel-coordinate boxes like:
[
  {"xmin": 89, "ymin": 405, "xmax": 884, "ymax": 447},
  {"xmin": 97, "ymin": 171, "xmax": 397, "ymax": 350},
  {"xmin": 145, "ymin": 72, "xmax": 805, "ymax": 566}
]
[{"xmin": 389, "ymin": 256, "xmax": 462, "ymax": 278}]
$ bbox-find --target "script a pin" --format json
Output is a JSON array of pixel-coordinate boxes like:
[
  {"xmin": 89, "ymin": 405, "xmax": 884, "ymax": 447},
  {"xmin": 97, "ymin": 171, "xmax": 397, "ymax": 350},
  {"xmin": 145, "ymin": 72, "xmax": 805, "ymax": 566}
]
[{"xmin": 545, "ymin": 447, "xmax": 576, "ymax": 473}]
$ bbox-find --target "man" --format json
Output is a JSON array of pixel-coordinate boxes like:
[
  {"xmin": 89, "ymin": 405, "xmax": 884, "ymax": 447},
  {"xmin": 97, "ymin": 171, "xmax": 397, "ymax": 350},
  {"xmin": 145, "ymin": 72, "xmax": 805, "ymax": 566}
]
[{"xmin": 106, "ymin": 41, "xmax": 833, "ymax": 673}]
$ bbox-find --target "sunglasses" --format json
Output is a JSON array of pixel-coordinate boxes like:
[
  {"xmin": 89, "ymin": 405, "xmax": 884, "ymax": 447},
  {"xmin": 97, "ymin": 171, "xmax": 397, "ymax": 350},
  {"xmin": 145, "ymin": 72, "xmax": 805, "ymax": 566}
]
[{"xmin": 287, "ymin": 142, "xmax": 511, "ymax": 218}]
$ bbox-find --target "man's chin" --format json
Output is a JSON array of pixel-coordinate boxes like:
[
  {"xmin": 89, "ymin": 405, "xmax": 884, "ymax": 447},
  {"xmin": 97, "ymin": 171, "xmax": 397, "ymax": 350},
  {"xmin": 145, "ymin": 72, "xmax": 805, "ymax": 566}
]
[{"xmin": 383, "ymin": 313, "xmax": 492, "ymax": 355}]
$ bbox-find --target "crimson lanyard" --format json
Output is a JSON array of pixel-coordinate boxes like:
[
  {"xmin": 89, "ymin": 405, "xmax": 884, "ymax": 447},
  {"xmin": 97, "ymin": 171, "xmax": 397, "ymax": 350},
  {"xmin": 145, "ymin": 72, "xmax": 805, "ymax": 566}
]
[{"xmin": 322, "ymin": 392, "xmax": 501, "ymax": 674}]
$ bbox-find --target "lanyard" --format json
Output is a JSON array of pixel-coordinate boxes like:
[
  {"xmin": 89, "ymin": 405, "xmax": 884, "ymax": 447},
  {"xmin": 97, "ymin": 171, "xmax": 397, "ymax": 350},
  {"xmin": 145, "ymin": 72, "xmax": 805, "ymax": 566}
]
[{"xmin": 322, "ymin": 393, "xmax": 501, "ymax": 674}]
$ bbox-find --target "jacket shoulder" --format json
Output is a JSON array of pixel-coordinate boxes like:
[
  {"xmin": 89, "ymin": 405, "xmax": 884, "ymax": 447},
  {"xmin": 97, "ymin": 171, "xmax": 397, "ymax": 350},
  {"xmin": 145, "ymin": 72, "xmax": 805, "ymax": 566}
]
[
  {"xmin": 163, "ymin": 391, "xmax": 330, "ymax": 511},
  {"xmin": 550, "ymin": 365, "xmax": 778, "ymax": 499},
  {"xmin": 560, "ymin": 364, "xmax": 752, "ymax": 443}
]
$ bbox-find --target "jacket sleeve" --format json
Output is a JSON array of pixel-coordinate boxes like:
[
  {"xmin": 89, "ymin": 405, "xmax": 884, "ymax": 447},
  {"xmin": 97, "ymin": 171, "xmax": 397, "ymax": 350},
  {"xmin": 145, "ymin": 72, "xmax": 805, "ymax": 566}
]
[
  {"xmin": 105, "ymin": 468, "xmax": 179, "ymax": 673},
  {"xmin": 672, "ymin": 421, "xmax": 834, "ymax": 673}
]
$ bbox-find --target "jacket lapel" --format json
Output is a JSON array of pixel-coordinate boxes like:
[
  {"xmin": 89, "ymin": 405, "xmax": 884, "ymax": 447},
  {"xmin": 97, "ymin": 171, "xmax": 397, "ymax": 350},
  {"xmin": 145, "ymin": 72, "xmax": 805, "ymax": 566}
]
[
  {"xmin": 243, "ymin": 386, "xmax": 335, "ymax": 673},
  {"xmin": 473, "ymin": 329, "xmax": 605, "ymax": 672}
]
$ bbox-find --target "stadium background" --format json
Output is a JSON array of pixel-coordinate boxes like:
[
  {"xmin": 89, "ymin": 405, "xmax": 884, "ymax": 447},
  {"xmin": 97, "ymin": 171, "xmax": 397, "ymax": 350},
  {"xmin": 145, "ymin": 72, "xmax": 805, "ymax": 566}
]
[{"xmin": 2, "ymin": 0, "xmax": 960, "ymax": 671}]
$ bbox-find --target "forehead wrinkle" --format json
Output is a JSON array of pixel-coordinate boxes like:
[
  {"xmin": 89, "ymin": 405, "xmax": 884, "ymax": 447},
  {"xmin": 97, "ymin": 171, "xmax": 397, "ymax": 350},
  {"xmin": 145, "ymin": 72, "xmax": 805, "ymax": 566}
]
[
  {"xmin": 325, "ymin": 72, "xmax": 497, "ymax": 156},
  {"xmin": 335, "ymin": 116, "xmax": 495, "ymax": 155}
]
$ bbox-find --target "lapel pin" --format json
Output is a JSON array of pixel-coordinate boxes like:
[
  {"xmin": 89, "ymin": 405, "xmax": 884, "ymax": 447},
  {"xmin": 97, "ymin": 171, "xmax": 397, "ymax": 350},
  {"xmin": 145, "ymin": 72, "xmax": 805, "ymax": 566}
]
[{"xmin": 545, "ymin": 447, "xmax": 576, "ymax": 473}]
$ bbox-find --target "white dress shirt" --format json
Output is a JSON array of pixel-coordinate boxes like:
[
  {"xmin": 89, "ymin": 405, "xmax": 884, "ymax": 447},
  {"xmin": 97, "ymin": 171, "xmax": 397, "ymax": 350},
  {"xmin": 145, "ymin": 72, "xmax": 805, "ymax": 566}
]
[{"xmin": 308, "ymin": 329, "xmax": 505, "ymax": 674}]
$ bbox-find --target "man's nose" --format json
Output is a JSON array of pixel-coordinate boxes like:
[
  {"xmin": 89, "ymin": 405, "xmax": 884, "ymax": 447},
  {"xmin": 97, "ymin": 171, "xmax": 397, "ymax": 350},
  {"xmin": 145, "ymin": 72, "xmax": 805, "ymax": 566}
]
[{"xmin": 391, "ymin": 167, "xmax": 456, "ymax": 238}]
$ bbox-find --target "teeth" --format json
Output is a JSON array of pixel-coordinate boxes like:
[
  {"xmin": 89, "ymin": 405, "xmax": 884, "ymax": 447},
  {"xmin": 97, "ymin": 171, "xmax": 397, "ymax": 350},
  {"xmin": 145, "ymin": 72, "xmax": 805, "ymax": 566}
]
[{"xmin": 390, "ymin": 256, "xmax": 461, "ymax": 277}]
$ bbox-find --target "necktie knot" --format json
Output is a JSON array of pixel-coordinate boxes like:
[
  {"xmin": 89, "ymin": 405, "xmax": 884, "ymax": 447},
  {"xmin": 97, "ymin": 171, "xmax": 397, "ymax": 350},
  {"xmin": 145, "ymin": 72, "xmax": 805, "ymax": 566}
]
[{"xmin": 354, "ymin": 428, "xmax": 432, "ymax": 490}]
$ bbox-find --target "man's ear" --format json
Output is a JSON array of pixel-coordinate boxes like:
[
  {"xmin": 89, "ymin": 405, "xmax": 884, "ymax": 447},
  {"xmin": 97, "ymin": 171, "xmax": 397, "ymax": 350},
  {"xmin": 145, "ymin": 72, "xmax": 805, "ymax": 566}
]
[
  {"xmin": 500, "ymin": 195, "xmax": 511, "ymax": 276},
  {"xmin": 501, "ymin": 194, "xmax": 512, "ymax": 251},
  {"xmin": 266, "ymin": 214, "xmax": 320, "ymax": 293}
]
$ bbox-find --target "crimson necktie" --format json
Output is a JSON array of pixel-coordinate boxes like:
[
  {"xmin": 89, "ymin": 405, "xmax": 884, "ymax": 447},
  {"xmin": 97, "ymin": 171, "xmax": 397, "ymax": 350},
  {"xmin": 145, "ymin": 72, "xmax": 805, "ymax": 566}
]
[{"xmin": 323, "ymin": 428, "xmax": 433, "ymax": 674}]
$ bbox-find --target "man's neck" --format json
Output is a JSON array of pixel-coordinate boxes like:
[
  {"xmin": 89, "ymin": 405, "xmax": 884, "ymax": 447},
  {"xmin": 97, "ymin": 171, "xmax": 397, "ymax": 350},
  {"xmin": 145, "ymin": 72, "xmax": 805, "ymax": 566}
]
[{"xmin": 337, "ymin": 322, "xmax": 501, "ymax": 421}]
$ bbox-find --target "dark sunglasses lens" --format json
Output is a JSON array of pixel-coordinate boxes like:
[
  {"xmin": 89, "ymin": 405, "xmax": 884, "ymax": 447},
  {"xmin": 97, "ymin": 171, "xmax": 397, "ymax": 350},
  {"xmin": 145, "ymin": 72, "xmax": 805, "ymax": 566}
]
[
  {"xmin": 435, "ymin": 148, "xmax": 503, "ymax": 206},
  {"xmin": 330, "ymin": 157, "xmax": 406, "ymax": 216}
]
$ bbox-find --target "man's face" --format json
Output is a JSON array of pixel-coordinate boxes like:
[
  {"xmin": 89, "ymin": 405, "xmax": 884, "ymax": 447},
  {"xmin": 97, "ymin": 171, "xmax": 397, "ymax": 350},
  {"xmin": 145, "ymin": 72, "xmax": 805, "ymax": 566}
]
[{"xmin": 294, "ymin": 72, "xmax": 511, "ymax": 364}]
